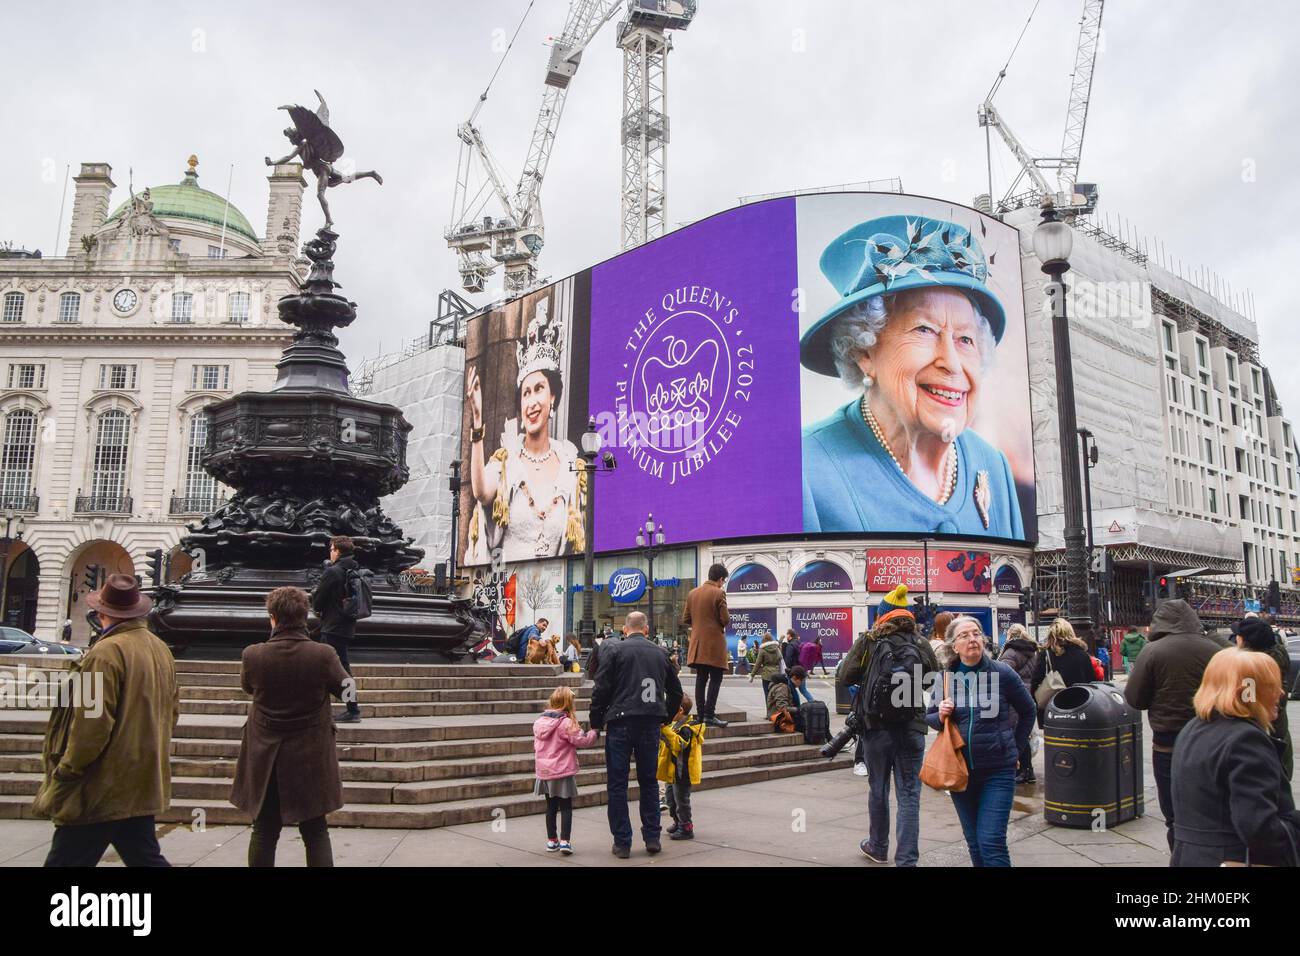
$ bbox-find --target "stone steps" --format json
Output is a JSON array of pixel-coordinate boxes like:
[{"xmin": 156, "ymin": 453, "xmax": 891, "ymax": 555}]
[
  {"xmin": 170, "ymin": 672, "xmax": 584, "ymax": 690},
  {"xmin": 0, "ymin": 658, "xmax": 838, "ymax": 829},
  {"xmin": 0, "ymin": 759, "xmax": 844, "ymax": 829},
  {"xmin": 172, "ymin": 661, "xmax": 560, "ymax": 678},
  {"xmin": 174, "ymin": 685, "xmax": 594, "ymax": 704},
  {"xmin": 0, "ymin": 728, "xmax": 803, "ymax": 782}
]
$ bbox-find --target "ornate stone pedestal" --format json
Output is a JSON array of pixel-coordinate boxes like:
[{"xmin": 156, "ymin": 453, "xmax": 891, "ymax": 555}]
[{"xmin": 151, "ymin": 229, "xmax": 480, "ymax": 660}]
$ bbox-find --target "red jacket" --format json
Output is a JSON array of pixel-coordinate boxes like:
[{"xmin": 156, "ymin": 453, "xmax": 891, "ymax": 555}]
[{"xmin": 533, "ymin": 711, "xmax": 597, "ymax": 780}]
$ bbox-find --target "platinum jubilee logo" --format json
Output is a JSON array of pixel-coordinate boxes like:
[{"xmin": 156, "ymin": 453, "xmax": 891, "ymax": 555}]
[{"xmin": 615, "ymin": 284, "xmax": 754, "ymax": 485}]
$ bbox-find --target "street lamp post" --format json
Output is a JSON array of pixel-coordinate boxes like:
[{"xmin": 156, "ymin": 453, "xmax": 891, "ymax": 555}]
[
  {"xmin": 447, "ymin": 459, "xmax": 461, "ymax": 594},
  {"xmin": 635, "ymin": 512, "xmax": 665, "ymax": 640},
  {"xmin": 1033, "ymin": 200, "xmax": 1093, "ymax": 641},
  {"xmin": 577, "ymin": 417, "xmax": 616, "ymax": 650},
  {"xmin": 0, "ymin": 510, "xmax": 28, "ymax": 627},
  {"xmin": 1079, "ymin": 428, "xmax": 1101, "ymax": 625}
]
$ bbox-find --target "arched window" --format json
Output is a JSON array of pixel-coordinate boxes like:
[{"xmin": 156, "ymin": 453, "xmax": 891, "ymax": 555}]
[
  {"xmin": 90, "ymin": 409, "xmax": 130, "ymax": 503},
  {"xmin": 227, "ymin": 291, "xmax": 250, "ymax": 324},
  {"xmin": 1, "ymin": 410, "xmax": 37, "ymax": 508},
  {"xmin": 171, "ymin": 292, "xmax": 193, "ymax": 324},
  {"xmin": 183, "ymin": 412, "xmax": 216, "ymax": 509},
  {"xmin": 2, "ymin": 291, "xmax": 24, "ymax": 324},
  {"xmin": 58, "ymin": 291, "xmax": 80, "ymax": 323}
]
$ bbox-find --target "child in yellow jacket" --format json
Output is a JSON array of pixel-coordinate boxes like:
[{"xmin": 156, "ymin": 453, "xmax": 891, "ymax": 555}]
[{"xmin": 657, "ymin": 693, "xmax": 705, "ymax": 840}]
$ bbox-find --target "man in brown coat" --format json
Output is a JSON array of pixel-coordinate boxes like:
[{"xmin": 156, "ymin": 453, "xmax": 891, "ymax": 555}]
[
  {"xmin": 35, "ymin": 574, "xmax": 179, "ymax": 866},
  {"xmin": 231, "ymin": 586, "xmax": 350, "ymax": 866},
  {"xmin": 683, "ymin": 562, "xmax": 730, "ymax": 727}
]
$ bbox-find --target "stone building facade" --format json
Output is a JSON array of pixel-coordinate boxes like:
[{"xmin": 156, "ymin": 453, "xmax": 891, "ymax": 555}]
[{"xmin": 0, "ymin": 158, "xmax": 303, "ymax": 643}]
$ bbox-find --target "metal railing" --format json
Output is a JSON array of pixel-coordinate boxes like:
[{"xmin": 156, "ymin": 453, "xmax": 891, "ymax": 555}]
[
  {"xmin": 169, "ymin": 494, "xmax": 224, "ymax": 515},
  {"xmin": 0, "ymin": 494, "xmax": 38, "ymax": 512},
  {"xmin": 74, "ymin": 493, "xmax": 132, "ymax": 514}
]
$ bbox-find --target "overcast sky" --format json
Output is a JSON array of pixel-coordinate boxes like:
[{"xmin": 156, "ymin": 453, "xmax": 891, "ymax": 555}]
[{"xmin": 3, "ymin": 0, "xmax": 1297, "ymax": 414}]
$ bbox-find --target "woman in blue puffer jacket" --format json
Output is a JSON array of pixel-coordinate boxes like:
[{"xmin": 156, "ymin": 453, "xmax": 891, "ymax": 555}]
[{"xmin": 926, "ymin": 616, "xmax": 1036, "ymax": 866}]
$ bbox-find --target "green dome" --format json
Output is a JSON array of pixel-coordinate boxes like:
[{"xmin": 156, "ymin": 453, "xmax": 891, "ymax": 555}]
[{"xmin": 107, "ymin": 162, "xmax": 259, "ymax": 243}]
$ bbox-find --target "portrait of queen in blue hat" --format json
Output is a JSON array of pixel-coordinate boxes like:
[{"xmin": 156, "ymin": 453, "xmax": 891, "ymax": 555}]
[{"xmin": 800, "ymin": 213, "xmax": 1025, "ymax": 539}]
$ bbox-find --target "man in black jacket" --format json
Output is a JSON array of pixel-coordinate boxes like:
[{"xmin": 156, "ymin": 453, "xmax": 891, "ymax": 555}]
[
  {"xmin": 589, "ymin": 610, "xmax": 683, "ymax": 859},
  {"xmin": 1124, "ymin": 600, "xmax": 1222, "ymax": 850},
  {"xmin": 311, "ymin": 535, "xmax": 361, "ymax": 722}
]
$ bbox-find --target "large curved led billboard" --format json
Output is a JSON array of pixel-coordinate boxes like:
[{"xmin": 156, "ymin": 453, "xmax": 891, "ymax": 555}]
[{"xmin": 458, "ymin": 192, "xmax": 1035, "ymax": 567}]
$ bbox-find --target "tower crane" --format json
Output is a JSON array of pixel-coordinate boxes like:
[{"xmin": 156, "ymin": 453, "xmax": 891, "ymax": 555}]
[
  {"xmin": 447, "ymin": 0, "xmax": 622, "ymax": 294},
  {"xmin": 978, "ymin": 0, "xmax": 1103, "ymax": 215},
  {"xmin": 445, "ymin": 0, "xmax": 696, "ymax": 296}
]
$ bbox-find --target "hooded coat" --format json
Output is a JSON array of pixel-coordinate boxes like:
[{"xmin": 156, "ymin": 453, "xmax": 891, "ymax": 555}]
[
  {"xmin": 751, "ymin": 639, "xmax": 783, "ymax": 681},
  {"xmin": 997, "ymin": 637, "xmax": 1039, "ymax": 686},
  {"xmin": 765, "ymin": 672, "xmax": 794, "ymax": 717},
  {"xmin": 532, "ymin": 710, "xmax": 597, "ymax": 780},
  {"xmin": 1124, "ymin": 601, "xmax": 1224, "ymax": 746}
]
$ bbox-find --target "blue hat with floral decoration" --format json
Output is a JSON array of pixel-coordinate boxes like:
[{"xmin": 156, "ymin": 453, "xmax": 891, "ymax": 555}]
[{"xmin": 799, "ymin": 215, "xmax": 1007, "ymax": 377}]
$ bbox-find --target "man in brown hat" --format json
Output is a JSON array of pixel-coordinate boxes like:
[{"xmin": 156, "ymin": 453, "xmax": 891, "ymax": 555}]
[{"xmin": 34, "ymin": 573, "xmax": 179, "ymax": 866}]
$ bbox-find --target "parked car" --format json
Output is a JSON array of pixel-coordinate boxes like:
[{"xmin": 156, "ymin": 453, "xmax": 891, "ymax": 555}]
[{"xmin": 0, "ymin": 627, "xmax": 82, "ymax": 659}]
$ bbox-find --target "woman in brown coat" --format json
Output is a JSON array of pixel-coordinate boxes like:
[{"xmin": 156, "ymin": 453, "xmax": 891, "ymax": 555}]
[{"xmin": 230, "ymin": 586, "xmax": 350, "ymax": 867}]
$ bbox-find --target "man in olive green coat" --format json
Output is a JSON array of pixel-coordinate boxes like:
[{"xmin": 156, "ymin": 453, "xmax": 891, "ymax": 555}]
[{"xmin": 34, "ymin": 574, "xmax": 179, "ymax": 866}]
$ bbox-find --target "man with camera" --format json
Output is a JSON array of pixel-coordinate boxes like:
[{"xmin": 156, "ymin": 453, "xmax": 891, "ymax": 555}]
[{"xmin": 833, "ymin": 585, "xmax": 938, "ymax": 867}]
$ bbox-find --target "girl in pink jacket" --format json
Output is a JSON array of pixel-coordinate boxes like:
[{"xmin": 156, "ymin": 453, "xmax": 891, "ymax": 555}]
[{"xmin": 533, "ymin": 685, "xmax": 598, "ymax": 854}]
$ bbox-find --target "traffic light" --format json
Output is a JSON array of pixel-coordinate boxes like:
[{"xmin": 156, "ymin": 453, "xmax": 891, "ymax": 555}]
[
  {"xmin": 82, "ymin": 564, "xmax": 100, "ymax": 591},
  {"xmin": 146, "ymin": 548, "xmax": 164, "ymax": 587},
  {"xmin": 1018, "ymin": 589, "xmax": 1031, "ymax": 613},
  {"xmin": 1267, "ymin": 580, "xmax": 1282, "ymax": 614}
]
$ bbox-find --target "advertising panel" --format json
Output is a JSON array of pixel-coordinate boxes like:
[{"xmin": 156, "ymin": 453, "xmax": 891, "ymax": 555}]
[
  {"xmin": 792, "ymin": 560, "xmax": 853, "ymax": 592},
  {"xmin": 791, "ymin": 606, "xmax": 854, "ymax": 665},
  {"xmin": 458, "ymin": 193, "xmax": 1035, "ymax": 568},
  {"xmin": 724, "ymin": 606, "xmax": 777, "ymax": 657},
  {"xmin": 725, "ymin": 562, "xmax": 779, "ymax": 594},
  {"xmin": 866, "ymin": 548, "xmax": 993, "ymax": 593}
]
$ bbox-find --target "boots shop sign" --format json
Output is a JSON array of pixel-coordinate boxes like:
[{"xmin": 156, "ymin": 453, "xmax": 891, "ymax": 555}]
[{"xmin": 607, "ymin": 568, "xmax": 648, "ymax": 604}]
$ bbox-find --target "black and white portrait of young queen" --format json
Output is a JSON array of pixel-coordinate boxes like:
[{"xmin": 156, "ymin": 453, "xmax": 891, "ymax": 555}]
[{"xmin": 461, "ymin": 277, "xmax": 590, "ymax": 566}]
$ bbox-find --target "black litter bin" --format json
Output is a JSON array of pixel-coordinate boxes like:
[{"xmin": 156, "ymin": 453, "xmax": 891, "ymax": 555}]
[{"xmin": 1043, "ymin": 682, "xmax": 1144, "ymax": 829}]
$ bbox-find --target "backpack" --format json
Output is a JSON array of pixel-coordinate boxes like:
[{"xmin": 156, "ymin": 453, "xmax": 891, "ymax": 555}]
[
  {"xmin": 799, "ymin": 700, "xmax": 831, "ymax": 745},
  {"xmin": 339, "ymin": 567, "xmax": 373, "ymax": 621},
  {"xmin": 506, "ymin": 627, "xmax": 530, "ymax": 655},
  {"xmin": 859, "ymin": 632, "xmax": 926, "ymax": 724}
]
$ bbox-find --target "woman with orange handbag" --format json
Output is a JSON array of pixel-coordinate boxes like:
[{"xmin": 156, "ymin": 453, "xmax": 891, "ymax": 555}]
[{"xmin": 925, "ymin": 616, "xmax": 1036, "ymax": 867}]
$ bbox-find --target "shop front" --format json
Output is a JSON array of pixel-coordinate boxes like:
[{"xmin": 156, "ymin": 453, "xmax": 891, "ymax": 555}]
[
  {"xmin": 566, "ymin": 547, "xmax": 698, "ymax": 644},
  {"xmin": 708, "ymin": 540, "xmax": 1033, "ymax": 662}
]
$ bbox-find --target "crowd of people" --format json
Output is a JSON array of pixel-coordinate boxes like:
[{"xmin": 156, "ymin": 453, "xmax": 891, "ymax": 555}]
[{"xmin": 28, "ymin": 537, "xmax": 1299, "ymax": 868}]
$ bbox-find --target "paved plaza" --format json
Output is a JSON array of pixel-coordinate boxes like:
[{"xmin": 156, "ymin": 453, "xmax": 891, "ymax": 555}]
[{"xmin": 7, "ymin": 674, "xmax": 1294, "ymax": 868}]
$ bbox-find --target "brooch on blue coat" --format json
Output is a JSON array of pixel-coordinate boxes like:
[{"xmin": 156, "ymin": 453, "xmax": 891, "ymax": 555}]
[{"xmin": 974, "ymin": 470, "xmax": 991, "ymax": 529}]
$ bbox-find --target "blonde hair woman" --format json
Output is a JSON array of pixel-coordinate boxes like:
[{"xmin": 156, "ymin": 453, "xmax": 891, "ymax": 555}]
[
  {"xmin": 1028, "ymin": 618, "xmax": 1096, "ymax": 726},
  {"xmin": 1170, "ymin": 648, "xmax": 1298, "ymax": 866}
]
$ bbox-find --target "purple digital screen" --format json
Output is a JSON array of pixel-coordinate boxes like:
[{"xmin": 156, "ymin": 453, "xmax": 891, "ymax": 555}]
[{"xmin": 588, "ymin": 199, "xmax": 802, "ymax": 552}]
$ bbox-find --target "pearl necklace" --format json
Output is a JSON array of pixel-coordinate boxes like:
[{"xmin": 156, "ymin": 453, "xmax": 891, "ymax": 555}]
[
  {"xmin": 861, "ymin": 396, "xmax": 957, "ymax": 505},
  {"xmin": 519, "ymin": 444, "xmax": 554, "ymax": 466}
]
